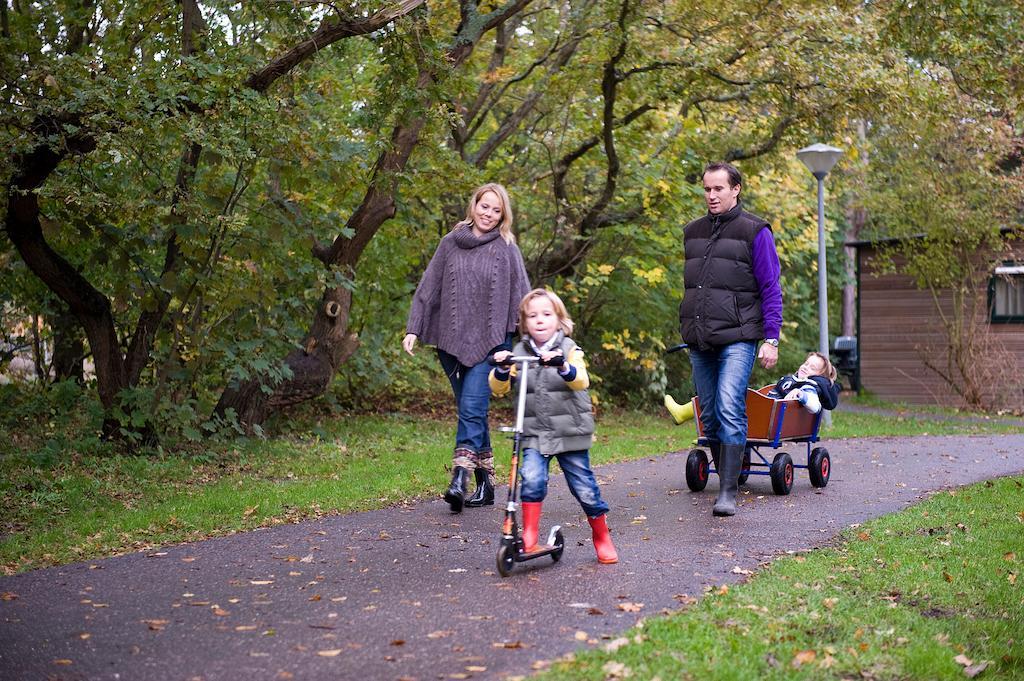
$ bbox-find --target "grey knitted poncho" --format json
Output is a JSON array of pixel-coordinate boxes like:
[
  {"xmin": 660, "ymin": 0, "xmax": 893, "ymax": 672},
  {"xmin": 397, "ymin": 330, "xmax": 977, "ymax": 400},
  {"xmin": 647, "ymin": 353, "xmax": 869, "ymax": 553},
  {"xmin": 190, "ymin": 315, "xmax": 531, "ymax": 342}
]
[{"xmin": 406, "ymin": 224, "xmax": 531, "ymax": 366}]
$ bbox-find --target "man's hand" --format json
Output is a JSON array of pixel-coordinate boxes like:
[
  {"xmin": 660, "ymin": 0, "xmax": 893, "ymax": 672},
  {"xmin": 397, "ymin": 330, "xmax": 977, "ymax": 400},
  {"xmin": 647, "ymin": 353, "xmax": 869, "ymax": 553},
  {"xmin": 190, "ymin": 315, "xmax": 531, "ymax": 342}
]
[
  {"xmin": 402, "ymin": 333, "xmax": 417, "ymax": 356},
  {"xmin": 758, "ymin": 342, "xmax": 778, "ymax": 370}
]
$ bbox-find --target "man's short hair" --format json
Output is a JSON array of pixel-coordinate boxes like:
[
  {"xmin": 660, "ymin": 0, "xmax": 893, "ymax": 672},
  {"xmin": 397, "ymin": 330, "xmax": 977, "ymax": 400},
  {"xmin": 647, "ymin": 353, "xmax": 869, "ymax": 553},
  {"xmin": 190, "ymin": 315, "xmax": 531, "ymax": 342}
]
[{"xmin": 703, "ymin": 162, "xmax": 742, "ymax": 189}]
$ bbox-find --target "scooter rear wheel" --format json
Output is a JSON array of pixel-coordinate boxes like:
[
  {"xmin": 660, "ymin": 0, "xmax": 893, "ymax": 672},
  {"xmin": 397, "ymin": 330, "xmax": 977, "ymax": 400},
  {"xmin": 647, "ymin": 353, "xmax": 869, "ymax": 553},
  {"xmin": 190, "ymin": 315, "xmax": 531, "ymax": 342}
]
[
  {"xmin": 496, "ymin": 544, "xmax": 514, "ymax": 577},
  {"xmin": 550, "ymin": 529, "xmax": 565, "ymax": 563}
]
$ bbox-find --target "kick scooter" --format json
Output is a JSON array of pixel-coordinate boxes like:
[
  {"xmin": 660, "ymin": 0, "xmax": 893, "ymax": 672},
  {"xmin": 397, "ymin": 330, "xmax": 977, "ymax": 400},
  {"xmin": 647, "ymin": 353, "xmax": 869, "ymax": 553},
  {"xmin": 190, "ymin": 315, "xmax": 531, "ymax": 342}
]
[{"xmin": 491, "ymin": 354, "xmax": 565, "ymax": 577}]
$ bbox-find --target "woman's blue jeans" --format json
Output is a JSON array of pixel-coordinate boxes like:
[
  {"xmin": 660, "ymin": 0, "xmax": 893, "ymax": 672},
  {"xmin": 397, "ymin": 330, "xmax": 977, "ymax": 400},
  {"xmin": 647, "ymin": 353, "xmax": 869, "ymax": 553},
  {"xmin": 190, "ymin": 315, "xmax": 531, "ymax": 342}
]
[
  {"xmin": 688, "ymin": 341, "xmax": 757, "ymax": 446},
  {"xmin": 435, "ymin": 334, "xmax": 514, "ymax": 454},
  {"xmin": 520, "ymin": 448, "xmax": 609, "ymax": 518}
]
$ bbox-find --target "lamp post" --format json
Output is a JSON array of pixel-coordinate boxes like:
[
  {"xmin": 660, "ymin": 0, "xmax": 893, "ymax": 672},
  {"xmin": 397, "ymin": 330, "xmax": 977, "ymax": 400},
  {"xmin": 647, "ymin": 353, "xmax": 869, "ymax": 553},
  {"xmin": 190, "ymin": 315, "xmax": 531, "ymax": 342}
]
[
  {"xmin": 797, "ymin": 143, "xmax": 843, "ymax": 425},
  {"xmin": 796, "ymin": 143, "xmax": 844, "ymax": 359}
]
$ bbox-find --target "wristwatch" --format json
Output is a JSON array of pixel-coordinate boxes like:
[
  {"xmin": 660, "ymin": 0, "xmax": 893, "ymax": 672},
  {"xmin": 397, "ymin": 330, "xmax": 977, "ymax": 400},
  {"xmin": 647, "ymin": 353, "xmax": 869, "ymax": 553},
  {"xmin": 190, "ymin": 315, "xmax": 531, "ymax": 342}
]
[{"xmin": 763, "ymin": 338, "xmax": 779, "ymax": 347}]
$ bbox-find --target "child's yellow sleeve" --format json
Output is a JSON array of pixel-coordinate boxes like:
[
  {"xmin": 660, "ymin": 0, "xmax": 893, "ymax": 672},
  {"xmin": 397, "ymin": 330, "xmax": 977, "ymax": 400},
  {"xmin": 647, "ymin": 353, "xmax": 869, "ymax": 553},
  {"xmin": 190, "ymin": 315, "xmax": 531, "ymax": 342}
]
[
  {"xmin": 489, "ymin": 365, "xmax": 516, "ymax": 397},
  {"xmin": 565, "ymin": 347, "xmax": 589, "ymax": 390}
]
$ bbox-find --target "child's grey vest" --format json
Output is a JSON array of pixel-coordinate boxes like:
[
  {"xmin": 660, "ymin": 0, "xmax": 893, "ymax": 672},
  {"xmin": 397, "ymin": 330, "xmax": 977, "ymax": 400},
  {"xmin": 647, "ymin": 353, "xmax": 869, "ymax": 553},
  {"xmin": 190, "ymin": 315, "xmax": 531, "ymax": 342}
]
[{"xmin": 513, "ymin": 331, "xmax": 595, "ymax": 455}]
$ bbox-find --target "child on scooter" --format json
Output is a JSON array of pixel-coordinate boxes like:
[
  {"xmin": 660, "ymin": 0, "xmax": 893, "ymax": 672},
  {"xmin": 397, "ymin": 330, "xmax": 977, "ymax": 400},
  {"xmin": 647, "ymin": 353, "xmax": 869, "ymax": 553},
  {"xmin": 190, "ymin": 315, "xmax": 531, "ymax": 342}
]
[
  {"xmin": 665, "ymin": 350, "xmax": 839, "ymax": 423},
  {"xmin": 489, "ymin": 289, "xmax": 618, "ymax": 564}
]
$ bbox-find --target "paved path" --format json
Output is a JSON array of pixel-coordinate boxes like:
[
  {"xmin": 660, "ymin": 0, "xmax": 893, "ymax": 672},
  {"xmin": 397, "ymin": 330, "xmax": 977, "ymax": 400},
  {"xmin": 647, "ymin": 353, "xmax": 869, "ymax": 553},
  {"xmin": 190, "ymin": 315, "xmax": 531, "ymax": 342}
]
[{"xmin": 2, "ymin": 434, "xmax": 1023, "ymax": 681}]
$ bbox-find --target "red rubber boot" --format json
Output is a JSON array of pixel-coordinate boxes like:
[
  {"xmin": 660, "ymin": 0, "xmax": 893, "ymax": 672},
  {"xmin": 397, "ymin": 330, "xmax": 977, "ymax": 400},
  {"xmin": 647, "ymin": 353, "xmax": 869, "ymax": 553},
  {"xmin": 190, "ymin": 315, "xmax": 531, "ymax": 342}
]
[
  {"xmin": 587, "ymin": 514, "xmax": 619, "ymax": 564},
  {"xmin": 520, "ymin": 501, "xmax": 544, "ymax": 553}
]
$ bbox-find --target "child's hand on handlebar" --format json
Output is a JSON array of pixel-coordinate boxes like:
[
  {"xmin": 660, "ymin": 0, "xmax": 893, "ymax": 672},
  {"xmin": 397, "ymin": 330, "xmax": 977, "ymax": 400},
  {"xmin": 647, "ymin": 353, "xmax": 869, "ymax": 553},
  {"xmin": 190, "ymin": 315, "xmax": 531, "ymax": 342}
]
[
  {"xmin": 492, "ymin": 350, "xmax": 513, "ymax": 365},
  {"xmin": 539, "ymin": 349, "xmax": 567, "ymax": 370}
]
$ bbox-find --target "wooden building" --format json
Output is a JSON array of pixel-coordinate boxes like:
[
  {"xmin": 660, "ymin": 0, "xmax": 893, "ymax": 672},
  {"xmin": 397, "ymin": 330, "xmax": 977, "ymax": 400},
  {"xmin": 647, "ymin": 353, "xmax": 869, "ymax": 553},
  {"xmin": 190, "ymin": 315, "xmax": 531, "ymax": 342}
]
[{"xmin": 850, "ymin": 230, "xmax": 1024, "ymax": 411}]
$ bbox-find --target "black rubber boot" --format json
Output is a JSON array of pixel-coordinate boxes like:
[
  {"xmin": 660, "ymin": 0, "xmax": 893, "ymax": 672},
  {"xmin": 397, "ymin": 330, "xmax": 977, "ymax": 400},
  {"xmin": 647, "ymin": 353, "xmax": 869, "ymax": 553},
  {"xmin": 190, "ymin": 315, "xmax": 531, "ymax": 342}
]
[
  {"xmin": 465, "ymin": 468, "xmax": 494, "ymax": 507},
  {"xmin": 713, "ymin": 444, "xmax": 744, "ymax": 517},
  {"xmin": 709, "ymin": 442, "xmax": 722, "ymax": 471},
  {"xmin": 444, "ymin": 466, "xmax": 470, "ymax": 513}
]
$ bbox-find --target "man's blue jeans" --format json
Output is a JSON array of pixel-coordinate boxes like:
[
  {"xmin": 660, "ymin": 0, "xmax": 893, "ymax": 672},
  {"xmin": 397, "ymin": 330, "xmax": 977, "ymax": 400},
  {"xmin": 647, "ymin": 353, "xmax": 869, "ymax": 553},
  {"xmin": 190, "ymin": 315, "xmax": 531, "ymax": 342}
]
[
  {"xmin": 688, "ymin": 341, "xmax": 757, "ymax": 446},
  {"xmin": 437, "ymin": 350, "xmax": 493, "ymax": 454},
  {"xmin": 520, "ymin": 448, "xmax": 609, "ymax": 518}
]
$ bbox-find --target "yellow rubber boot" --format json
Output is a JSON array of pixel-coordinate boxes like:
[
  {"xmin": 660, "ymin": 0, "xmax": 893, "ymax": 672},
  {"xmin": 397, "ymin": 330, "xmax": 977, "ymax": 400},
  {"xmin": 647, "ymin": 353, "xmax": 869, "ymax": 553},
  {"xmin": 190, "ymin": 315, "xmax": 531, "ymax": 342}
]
[{"xmin": 664, "ymin": 395, "xmax": 695, "ymax": 425}]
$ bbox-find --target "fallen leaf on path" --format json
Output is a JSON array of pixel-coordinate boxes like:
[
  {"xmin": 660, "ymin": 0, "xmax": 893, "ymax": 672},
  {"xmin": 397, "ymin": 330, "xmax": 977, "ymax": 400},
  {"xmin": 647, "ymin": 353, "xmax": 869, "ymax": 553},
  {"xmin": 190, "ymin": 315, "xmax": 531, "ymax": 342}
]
[
  {"xmin": 587, "ymin": 607, "xmax": 605, "ymax": 615},
  {"xmin": 731, "ymin": 566, "xmax": 752, "ymax": 575},
  {"xmin": 317, "ymin": 649, "xmax": 342, "ymax": 657},
  {"xmin": 390, "ymin": 640, "xmax": 405, "ymax": 646},
  {"xmin": 0, "ymin": 592, "xmax": 17, "ymax": 601},
  {"xmin": 574, "ymin": 631, "xmax": 588, "ymax": 641},
  {"xmin": 52, "ymin": 659, "xmax": 73, "ymax": 666},
  {"xmin": 492, "ymin": 641, "xmax": 524, "ymax": 649},
  {"xmin": 147, "ymin": 552, "xmax": 168, "ymax": 557},
  {"xmin": 142, "ymin": 619, "xmax": 168, "ymax": 631},
  {"xmin": 79, "ymin": 633, "xmax": 91, "ymax": 640},
  {"xmin": 250, "ymin": 580, "xmax": 274, "ymax": 585},
  {"xmin": 181, "ymin": 557, "xmax": 196, "ymax": 563},
  {"xmin": 617, "ymin": 602, "xmax": 643, "ymax": 612},
  {"xmin": 300, "ymin": 554, "xmax": 314, "ymax": 563},
  {"xmin": 212, "ymin": 608, "xmax": 229, "ymax": 616},
  {"xmin": 235, "ymin": 626, "xmax": 257, "ymax": 631},
  {"xmin": 465, "ymin": 666, "xmax": 487, "ymax": 672},
  {"xmin": 427, "ymin": 630, "xmax": 454, "ymax": 639}
]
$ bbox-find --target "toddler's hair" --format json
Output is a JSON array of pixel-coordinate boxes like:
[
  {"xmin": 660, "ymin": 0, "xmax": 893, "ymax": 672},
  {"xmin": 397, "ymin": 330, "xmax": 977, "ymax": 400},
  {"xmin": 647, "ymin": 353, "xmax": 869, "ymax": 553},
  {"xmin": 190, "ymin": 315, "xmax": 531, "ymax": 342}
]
[
  {"xmin": 519, "ymin": 288, "xmax": 574, "ymax": 336},
  {"xmin": 807, "ymin": 351, "xmax": 838, "ymax": 382}
]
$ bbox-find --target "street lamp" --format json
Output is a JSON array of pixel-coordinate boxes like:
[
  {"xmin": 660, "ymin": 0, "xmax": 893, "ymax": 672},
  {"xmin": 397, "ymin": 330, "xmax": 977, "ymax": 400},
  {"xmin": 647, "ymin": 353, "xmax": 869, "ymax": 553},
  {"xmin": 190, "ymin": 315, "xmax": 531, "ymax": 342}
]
[
  {"xmin": 797, "ymin": 143, "xmax": 843, "ymax": 426},
  {"xmin": 796, "ymin": 143, "xmax": 843, "ymax": 361}
]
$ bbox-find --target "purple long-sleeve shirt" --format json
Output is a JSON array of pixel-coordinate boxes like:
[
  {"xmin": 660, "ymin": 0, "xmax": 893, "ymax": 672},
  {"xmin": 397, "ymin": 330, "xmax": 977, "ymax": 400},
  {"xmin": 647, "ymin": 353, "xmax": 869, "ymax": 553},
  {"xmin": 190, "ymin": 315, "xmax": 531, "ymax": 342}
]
[{"xmin": 752, "ymin": 227, "xmax": 782, "ymax": 340}]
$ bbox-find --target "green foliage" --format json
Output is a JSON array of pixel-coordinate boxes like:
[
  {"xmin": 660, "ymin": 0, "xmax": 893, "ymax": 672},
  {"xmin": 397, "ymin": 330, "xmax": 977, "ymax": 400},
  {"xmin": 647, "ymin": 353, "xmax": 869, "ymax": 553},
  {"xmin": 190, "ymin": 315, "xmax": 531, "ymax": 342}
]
[{"xmin": 3, "ymin": 0, "xmax": 1020, "ymax": 436}]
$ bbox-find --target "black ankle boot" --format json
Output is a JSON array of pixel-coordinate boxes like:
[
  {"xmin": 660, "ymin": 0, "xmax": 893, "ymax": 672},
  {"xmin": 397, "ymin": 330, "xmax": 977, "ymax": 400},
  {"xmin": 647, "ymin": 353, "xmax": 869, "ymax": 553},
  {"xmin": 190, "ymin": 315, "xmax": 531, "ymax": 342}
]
[
  {"xmin": 444, "ymin": 466, "xmax": 469, "ymax": 513},
  {"xmin": 465, "ymin": 469, "xmax": 494, "ymax": 507},
  {"xmin": 709, "ymin": 442, "xmax": 722, "ymax": 471},
  {"xmin": 713, "ymin": 444, "xmax": 744, "ymax": 517}
]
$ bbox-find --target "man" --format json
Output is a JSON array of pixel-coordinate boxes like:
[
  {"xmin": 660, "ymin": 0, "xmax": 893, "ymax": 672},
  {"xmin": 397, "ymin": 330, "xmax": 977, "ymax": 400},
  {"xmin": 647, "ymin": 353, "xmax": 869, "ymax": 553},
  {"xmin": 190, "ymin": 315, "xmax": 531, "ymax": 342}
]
[{"xmin": 679, "ymin": 162, "xmax": 782, "ymax": 516}]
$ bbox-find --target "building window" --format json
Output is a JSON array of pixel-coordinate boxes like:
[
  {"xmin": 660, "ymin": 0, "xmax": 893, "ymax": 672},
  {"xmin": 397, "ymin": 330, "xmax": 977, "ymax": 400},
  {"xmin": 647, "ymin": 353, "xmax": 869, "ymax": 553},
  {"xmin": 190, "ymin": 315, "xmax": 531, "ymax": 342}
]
[{"xmin": 990, "ymin": 263, "xmax": 1024, "ymax": 323}]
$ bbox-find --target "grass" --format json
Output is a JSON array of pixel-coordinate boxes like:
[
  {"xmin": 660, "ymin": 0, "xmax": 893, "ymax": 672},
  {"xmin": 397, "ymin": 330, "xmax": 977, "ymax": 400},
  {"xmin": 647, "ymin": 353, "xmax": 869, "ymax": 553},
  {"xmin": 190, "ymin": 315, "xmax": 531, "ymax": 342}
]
[
  {"xmin": 1, "ymin": 391, "xmax": 1020, "ymax": 574},
  {"xmin": 536, "ymin": 475, "xmax": 1024, "ymax": 681}
]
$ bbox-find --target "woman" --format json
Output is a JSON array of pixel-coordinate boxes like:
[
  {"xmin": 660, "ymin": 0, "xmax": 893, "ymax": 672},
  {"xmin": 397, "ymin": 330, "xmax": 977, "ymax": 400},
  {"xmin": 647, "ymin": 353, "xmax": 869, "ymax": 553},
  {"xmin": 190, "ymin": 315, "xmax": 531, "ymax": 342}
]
[{"xmin": 403, "ymin": 183, "xmax": 531, "ymax": 513}]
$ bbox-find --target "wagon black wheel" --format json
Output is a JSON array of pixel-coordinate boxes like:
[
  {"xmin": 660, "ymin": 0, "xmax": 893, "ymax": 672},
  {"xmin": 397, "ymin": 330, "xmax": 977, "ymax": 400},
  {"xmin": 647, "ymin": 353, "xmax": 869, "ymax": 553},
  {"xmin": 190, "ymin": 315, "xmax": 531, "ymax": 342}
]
[
  {"xmin": 809, "ymin": 447, "xmax": 831, "ymax": 488},
  {"xmin": 738, "ymin": 448, "xmax": 752, "ymax": 486},
  {"xmin": 551, "ymin": 529, "xmax": 565, "ymax": 563},
  {"xmin": 770, "ymin": 452, "xmax": 794, "ymax": 496},
  {"xmin": 496, "ymin": 544, "xmax": 514, "ymax": 577},
  {"xmin": 685, "ymin": 449, "xmax": 709, "ymax": 492}
]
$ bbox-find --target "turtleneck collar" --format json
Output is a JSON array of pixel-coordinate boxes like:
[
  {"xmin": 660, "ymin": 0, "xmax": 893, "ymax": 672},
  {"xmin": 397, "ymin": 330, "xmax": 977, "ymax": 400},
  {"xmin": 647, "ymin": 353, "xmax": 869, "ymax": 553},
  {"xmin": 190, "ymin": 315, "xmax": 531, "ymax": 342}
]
[{"xmin": 452, "ymin": 222, "xmax": 503, "ymax": 249}]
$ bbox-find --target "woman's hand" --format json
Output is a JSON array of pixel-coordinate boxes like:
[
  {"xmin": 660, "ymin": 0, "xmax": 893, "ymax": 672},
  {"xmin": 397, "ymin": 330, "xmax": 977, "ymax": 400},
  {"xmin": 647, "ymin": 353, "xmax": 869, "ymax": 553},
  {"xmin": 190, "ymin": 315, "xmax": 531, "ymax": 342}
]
[{"xmin": 402, "ymin": 333, "xmax": 417, "ymax": 356}]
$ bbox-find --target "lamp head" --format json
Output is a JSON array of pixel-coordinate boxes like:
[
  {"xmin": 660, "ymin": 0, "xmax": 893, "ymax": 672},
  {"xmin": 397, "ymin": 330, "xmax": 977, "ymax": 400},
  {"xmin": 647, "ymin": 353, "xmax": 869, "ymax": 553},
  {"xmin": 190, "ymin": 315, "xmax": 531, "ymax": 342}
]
[{"xmin": 797, "ymin": 143, "xmax": 844, "ymax": 179}]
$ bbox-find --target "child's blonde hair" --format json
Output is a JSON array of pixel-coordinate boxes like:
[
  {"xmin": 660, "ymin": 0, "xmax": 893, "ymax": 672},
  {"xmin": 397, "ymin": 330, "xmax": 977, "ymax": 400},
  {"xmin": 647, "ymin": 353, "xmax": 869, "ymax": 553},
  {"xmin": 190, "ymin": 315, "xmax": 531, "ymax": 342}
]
[
  {"xmin": 807, "ymin": 351, "xmax": 838, "ymax": 382},
  {"xmin": 519, "ymin": 288, "xmax": 574, "ymax": 337}
]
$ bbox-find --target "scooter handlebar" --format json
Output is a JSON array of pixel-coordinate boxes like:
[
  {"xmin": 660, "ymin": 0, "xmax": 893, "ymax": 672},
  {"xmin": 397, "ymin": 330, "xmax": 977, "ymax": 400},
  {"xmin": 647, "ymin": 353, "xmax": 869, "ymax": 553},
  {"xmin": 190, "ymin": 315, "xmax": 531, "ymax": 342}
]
[
  {"xmin": 489, "ymin": 354, "xmax": 558, "ymax": 367},
  {"xmin": 666, "ymin": 343, "xmax": 689, "ymax": 355}
]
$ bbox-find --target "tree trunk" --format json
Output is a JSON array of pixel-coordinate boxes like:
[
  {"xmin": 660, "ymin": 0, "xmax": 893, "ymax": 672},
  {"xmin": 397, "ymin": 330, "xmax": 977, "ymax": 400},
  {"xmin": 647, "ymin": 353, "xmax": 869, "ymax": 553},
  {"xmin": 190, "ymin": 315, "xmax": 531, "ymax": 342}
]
[
  {"xmin": 214, "ymin": 287, "xmax": 359, "ymax": 428},
  {"xmin": 51, "ymin": 305, "xmax": 85, "ymax": 383}
]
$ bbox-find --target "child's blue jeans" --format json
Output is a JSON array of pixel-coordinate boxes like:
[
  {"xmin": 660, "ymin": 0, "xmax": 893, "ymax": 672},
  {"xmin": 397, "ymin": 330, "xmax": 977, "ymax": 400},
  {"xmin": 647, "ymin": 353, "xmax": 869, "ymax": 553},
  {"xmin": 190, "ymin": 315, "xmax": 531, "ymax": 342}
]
[{"xmin": 520, "ymin": 448, "xmax": 609, "ymax": 518}]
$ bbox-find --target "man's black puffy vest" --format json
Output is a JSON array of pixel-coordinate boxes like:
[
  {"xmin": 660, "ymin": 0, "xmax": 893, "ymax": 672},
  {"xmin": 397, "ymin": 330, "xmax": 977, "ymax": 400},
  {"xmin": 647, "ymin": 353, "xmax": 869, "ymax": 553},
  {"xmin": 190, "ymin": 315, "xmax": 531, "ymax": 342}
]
[{"xmin": 679, "ymin": 202, "xmax": 769, "ymax": 350}]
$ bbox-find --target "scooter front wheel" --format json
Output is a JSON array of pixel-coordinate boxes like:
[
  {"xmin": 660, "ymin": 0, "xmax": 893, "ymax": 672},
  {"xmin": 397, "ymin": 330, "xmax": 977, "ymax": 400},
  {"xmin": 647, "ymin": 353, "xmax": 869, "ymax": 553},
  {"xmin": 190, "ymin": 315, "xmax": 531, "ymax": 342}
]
[
  {"xmin": 496, "ymin": 544, "xmax": 515, "ymax": 577},
  {"xmin": 550, "ymin": 529, "xmax": 565, "ymax": 563}
]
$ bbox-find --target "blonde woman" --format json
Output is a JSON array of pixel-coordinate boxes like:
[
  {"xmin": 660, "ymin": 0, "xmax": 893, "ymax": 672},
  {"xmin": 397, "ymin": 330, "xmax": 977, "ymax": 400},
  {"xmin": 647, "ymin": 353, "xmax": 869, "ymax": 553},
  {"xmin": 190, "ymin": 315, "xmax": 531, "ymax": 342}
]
[{"xmin": 403, "ymin": 184, "xmax": 531, "ymax": 513}]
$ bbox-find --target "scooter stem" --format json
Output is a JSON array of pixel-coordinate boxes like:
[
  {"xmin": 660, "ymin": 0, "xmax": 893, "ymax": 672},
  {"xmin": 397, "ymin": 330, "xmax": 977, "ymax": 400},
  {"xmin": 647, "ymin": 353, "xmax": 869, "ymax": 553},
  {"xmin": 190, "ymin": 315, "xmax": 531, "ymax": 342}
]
[{"xmin": 515, "ymin": 358, "xmax": 529, "ymax": 433}]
